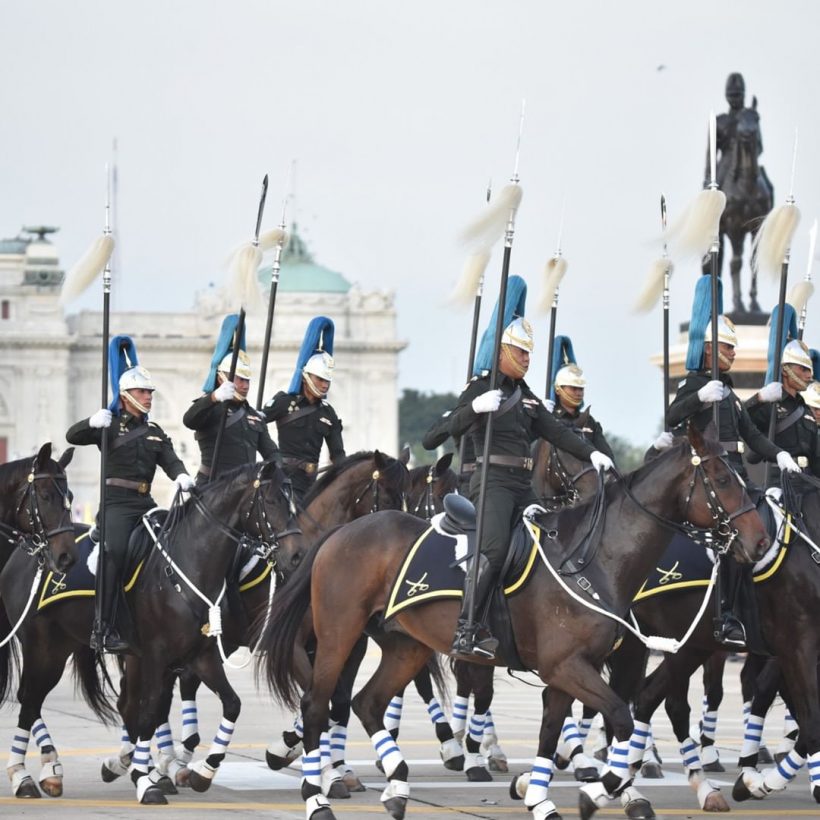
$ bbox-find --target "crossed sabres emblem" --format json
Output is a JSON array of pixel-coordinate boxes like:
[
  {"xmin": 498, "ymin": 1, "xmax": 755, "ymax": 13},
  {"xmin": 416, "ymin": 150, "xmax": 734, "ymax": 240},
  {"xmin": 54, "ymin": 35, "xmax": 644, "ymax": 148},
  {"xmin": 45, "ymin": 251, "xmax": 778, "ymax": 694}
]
[
  {"xmin": 655, "ymin": 560, "xmax": 683, "ymax": 585},
  {"xmin": 404, "ymin": 572, "xmax": 430, "ymax": 597}
]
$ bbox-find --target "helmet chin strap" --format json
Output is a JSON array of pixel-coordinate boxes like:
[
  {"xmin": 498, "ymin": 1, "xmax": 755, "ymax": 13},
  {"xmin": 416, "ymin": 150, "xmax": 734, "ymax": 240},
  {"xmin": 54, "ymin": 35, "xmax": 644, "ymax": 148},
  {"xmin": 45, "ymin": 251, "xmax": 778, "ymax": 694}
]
[
  {"xmin": 783, "ymin": 365, "xmax": 811, "ymax": 392},
  {"xmin": 500, "ymin": 345, "xmax": 527, "ymax": 380},
  {"xmin": 121, "ymin": 391, "xmax": 150, "ymax": 415},
  {"xmin": 303, "ymin": 373, "xmax": 328, "ymax": 400},
  {"xmin": 555, "ymin": 385, "xmax": 583, "ymax": 410}
]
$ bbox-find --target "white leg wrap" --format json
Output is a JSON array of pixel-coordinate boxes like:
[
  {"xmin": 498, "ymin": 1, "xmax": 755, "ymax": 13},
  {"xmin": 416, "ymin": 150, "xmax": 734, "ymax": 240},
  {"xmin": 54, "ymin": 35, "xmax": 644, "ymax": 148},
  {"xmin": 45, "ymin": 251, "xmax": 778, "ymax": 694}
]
[
  {"xmin": 305, "ymin": 793, "xmax": 331, "ymax": 819},
  {"xmin": 761, "ymin": 750, "xmax": 805, "ymax": 793},
  {"xmin": 578, "ymin": 716, "xmax": 594, "ymax": 745},
  {"xmin": 427, "ymin": 697, "xmax": 446, "ymax": 725},
  {"xmin": 379, "ymin": 777, "xmax": 409, "ymax": 804},
  {"xmin": 320, "ymin": 761, "xmax": 342, "ymax": 795},
  {"xmin": 10, "ymin": 768, "xmax": 35, "ymax": 795},
  {"xmin": 530, "ymin": 799, "xmax": 559, "ymax": 819},
  {"xmin": 302, "ymin": 747, "xmax": 322, "ymax": 788},
  {"xmin": 701, "ymin": 743, "xmax": 720, "ymax": 767},
  {"xmin": 524, "ymin": 756, "xmax": 554, "ymax": 808},
  {"xmin": 807, "ymin": 750, "xmax": 820, "ymax": 792},
  {"xmin": 620, "ymin": 785, "xmax": 647, "ymax": 807},
  {"xmin": 701, "ymin": 709, "xmax": 718, "ymax": 743},
  {"xmin": 580, "ymin": 780, "xmax": 610, "ymax": 809},
  {"xmin": 775, "ymin": 732, "xmax": 796, "ymax": 757},
  {"xmin": 132, "ymin": 739, "xmax": 151, "ymax": 775},
  {"xmin": 556, "ymin": 716, "xmax": 581, "ymax": 761},
  {"xmin": 207, "ymin": 718, "xmax": 234, "ymax": 759},
  {"xmin": 372, "ymin": 730, "xmax": 403, "ymax": 779},
  {"xmin": 190, "ymin": 758, "xmax": 217, "ymax": 782},
  {"xmin": 451, "ymin": 696, "xmax": 469, "ymax": 736},
  {"xmin": 603, "ymin": 739, "xmax": 630, "ymax": 787},
  {"xmin": 627, "ymin": 721, "xmax": 650, "ymax": 768},
  {"xmin": 740, "ymin": 714, "xmax": 764, "ymax": 759},
  {"xmin": 31, "ymin": 719, "xmax": 54, "ymax": 750},
  {"xmin": 679, "ymin": 736, "xmax": 702, "ymax": 773},
  {"xmin": 483, "ymin": 709, "xmax": 497, "ymax": 740},
  {"xmin": 135, "ymin": 773, "xmax": 155, "ymax": 802},
  {"xmin": 103, "ymin": 753, "xmax": 132, "ymax": 778},
  {"xmin": 154, "ymin": 722, "xmax": 174, "ymax": 760},
  {"xmin": 267, "ymin": 735, "xmax": 303, "ymax": 762},
  {"xmin": 384, "ymin": 696, "xmax": 403, "ymax": 732},
  {"xmin": 157, "ymin": 755, "xmax": 185, "ymax": 780},
  {"xmin": 38, "ymin": 760, "xmax": 63, "ymax": 782},
  {"xmin": 468, "ymin": 712, "xmax": 486, "ymax": 745},
  {"xmin": 329, "ymin": 723, "xmax": 347, "ymax": 766},
  {"xmin": 8, "ymin": 728, "xmax": 30, "ymax": 769},
  {"xmin": 783, "ymin": 709, "xmax": 798, "ymax": 737},
  {"xmin": 440, "ymin": 737, "xmax": 463, "ymax": 763},
  {"xmin": 463, "ymin": 750, "xmax": 487, "ymax": 771},
  {"xmin": 180, "ymin": 700, "xmax": 199, "ymax": 743},
  {"xmin": 739, "ymin": 766, "xmax": 768, "ymax": 798},
  {"xmin": 514, "ymin": 771, "xmax": 530, "ymax": 799},
  {"xmin": 570, "ymin": 751, "xmax": 600, "ymax": 773},
  {"xmin": 693, "ymin": 773, "xmax": 721, "ymax": 809}
]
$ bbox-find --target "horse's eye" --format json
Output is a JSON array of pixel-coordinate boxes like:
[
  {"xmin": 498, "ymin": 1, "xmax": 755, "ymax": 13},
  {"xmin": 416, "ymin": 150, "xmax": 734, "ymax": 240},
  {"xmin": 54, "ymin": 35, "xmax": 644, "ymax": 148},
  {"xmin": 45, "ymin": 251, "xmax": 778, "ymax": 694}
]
[{"xmin": 715, "ymin": 475, "xmax": 730, "ymax": 488}]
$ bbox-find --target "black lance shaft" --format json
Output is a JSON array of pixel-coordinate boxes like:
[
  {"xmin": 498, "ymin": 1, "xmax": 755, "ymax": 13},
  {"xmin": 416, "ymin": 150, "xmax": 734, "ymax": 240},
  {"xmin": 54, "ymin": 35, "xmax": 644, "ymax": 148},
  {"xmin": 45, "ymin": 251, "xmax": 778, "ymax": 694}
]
[
  {"xmin": 545, "ymin": 294, "xmax": 557, "ymax": 399},
  {"xmin": 661, "ymin": 195, "xmax": 671, "ymax": 429},
  {"xmin": 709, "ymin": 237, "xmax": 720, "ymax": 428},
  {"xmin": 210, "ymin": 175, "xmax": 268, "ymax": 481},
  {"xmin": 465, "ymin": 212, "xmax": 517, "ymax": 634},
  {"xmin": 764, "ymin": 255, "xmax": 791, "ymax": 486},
  {"xmin": 457, "ymin": 278, "xmax": 484, "ymax": 470}
]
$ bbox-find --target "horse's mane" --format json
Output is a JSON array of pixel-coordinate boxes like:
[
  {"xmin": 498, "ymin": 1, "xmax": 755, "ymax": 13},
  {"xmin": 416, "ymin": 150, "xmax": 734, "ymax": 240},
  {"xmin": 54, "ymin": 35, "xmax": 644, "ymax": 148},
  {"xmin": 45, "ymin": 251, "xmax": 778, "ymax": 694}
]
[
  {"xmin": 301, "ymin": 451, "xmax": 396, "ymax": 506},
  {"xmin": 0, "ymin": 457, "xmax": 29, "ymax": 498}
]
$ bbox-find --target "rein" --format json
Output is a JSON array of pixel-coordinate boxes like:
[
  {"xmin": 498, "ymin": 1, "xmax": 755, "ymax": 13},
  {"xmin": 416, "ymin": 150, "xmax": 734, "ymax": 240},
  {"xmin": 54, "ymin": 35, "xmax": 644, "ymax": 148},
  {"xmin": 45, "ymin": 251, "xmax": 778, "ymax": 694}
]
[{"xmin": 409, "ymin": 466, "xmax": 439, "ymax": 521}]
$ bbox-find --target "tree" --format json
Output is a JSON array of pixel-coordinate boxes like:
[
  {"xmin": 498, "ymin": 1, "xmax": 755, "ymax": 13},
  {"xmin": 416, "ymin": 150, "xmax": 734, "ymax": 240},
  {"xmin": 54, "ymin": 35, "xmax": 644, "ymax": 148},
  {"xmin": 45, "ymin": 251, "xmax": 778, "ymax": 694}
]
[
  {"xmin": 399, "ymin": 389, "xmax": 459, "ymax": 463},
  {"xmin": 605, "ymin": 431, "xmax": 646, "ymax": 473}
]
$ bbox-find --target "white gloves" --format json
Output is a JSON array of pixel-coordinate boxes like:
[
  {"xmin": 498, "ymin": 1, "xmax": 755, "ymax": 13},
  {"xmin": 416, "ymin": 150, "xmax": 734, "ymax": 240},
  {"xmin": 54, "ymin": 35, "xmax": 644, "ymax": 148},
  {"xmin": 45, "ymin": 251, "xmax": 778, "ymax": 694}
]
[
  {"xmin": 89, "ymin": 408, "xmax": 112, "ymax": 428},
  {"xmin": 758, "ymin": 381, "xmax": 783, "ymax": 403},
  {"xmin": 590, "ymin": 451, "xmax": 614, "ymax": 472},
  {"xmin": 697, "ymin": 380, "xmax": 725, "ymax": 403},
  {"xmin": 471, "ymin": 389, "xmax": 503, "ymax": 414},
  {"xmin": 543, "ymin": 398, "xmax": 555, "ymax": 412},
  {"xmin": 175, "ymin": 473, "xmax": 196, "ymax": 492},
  {"xmin": 213, "ymin": 381, "xmax": 236, "ymax": 402},
  {"xmin": 653, "ymin": 431, "xmax": 675, "ymax": 451},
  {"xmin": 776, "ymin": 451, "xmax": 802, "ymax": 473}
]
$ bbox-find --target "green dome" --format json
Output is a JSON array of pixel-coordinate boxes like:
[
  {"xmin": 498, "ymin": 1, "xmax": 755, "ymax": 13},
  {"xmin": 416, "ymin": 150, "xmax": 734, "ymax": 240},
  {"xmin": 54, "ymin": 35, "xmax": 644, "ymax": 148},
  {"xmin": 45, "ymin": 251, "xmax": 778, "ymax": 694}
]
[{"xmin": 258, "ymin": 225, "xmax": 350, "ymax": 294}]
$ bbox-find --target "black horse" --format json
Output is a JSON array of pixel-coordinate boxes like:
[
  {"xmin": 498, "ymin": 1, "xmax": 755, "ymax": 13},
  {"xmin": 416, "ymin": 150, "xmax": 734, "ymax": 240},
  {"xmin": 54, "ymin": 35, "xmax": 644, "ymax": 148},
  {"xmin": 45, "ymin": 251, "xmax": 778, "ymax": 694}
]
[
  {"xmin": 257, "ymin": 424, "xmax": 768, "ymax": 820},
  {"xmin": 0, "ymin": 459, "xmax": 301, "ymax": 805}
]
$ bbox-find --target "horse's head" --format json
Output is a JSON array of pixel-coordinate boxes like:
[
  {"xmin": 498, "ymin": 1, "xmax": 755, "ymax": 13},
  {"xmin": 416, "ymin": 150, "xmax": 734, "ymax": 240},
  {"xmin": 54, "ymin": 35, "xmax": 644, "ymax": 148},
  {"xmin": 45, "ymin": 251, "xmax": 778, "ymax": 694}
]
[
  {"xmin": 407, "ymin": 453, "xmax": 458, "ymax": 521},
  {"xmin": 0, "ymin": 443, "xmax": 77, "ymax": 575},
  {"xmin": 350, "ymin": 450, "xmax": 411, "ymax": 516},
  {"xmin": 735, "ymin": 105, "xmax": 761, "ymax": 146},
  {"xmin": 532, "ymin": 412, "xmax": 601, "ymax": 509},
  {"xmin": 679, "ymin": 422, "xmax": 769, "ymax": 563}
]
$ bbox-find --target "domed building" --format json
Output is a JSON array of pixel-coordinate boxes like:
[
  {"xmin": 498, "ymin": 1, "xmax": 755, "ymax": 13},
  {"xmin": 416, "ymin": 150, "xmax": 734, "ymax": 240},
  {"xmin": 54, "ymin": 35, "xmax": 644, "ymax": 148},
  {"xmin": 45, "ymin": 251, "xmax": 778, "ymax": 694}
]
[{"xmin": 0, "ymin": 225, "xmax": 406, "ymax": 513}]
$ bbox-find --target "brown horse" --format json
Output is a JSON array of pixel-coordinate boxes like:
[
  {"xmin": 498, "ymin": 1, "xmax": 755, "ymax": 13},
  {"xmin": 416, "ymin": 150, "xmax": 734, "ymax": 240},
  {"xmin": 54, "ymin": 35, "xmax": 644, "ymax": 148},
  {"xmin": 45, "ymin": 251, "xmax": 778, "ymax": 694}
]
[{"xmin": 257, "ymin": 424, "xmax": 769, "ymax": 820}]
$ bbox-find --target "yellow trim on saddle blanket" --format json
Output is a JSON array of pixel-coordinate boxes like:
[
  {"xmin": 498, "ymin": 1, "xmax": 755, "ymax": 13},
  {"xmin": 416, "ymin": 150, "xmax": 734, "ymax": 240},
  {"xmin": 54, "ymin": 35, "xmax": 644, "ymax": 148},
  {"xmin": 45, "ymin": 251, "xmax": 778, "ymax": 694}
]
[
  {"xmin": 504, "ymin": 523, "xmax": 540, "ymax": 595},
  {"xmin": 752, "ymin": 517, "xmax": 791, "ymax": 584}
]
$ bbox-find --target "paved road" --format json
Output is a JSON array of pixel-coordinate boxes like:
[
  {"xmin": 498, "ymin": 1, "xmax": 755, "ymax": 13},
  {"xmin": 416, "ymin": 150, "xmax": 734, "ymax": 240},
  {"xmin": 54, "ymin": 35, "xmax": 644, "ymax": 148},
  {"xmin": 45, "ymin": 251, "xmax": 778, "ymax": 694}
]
[{"xmin": 0, "ymin": 646, "xmax": 815, "ymax": 819}]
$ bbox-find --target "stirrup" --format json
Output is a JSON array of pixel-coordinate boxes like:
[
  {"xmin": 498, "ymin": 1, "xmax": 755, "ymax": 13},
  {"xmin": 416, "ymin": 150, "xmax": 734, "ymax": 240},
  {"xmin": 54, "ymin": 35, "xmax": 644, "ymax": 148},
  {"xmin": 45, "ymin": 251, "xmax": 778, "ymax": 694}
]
[
  {"xmin": 450, "ymin": 623, "xmax": 497, "ymax": 660},
  {"xmin": 715, "ymin": 616, "xmax": 746, "ymax": 649}
]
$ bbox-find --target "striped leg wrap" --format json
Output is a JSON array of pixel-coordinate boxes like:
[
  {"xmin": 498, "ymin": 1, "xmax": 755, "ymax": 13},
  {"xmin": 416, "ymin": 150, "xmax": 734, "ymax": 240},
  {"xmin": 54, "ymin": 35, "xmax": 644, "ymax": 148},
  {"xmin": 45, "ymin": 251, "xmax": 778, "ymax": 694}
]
[
  {"xmin": 807, "ymin": 751, "xmax": 820, "ymax": 791},
  {"xmin": 329, "ymin": 723, "xmax": 347, "ymax": 766},
  {"xmin": 627, "ymin": 721, "xmax": 650, "ymax": 767},
  {"xmin": 8, "ymin": 728, "xmax": 30, "ymax": 768},
  {"xmin": 468, "ymin": 713, "xmax": 486, "ymax": 745},
  {"xmin": 154, "ymin": 723, "xmax": 174, "ymax": 759},
  {"xmin": 302, "ymin": 747, "xmax": 322, "ymax": 788},
  {"xmin": 181, "ymin": 700, "xmax": 198, "ymax": 742},
  {"xmin": 740, "ymin": 715, "xmax": 764, "ymax": 759},
  {"xmin": 119, "ymin": 726, "xmax": 134, "ymax": 754},
  {"xmin": 451, "ymin": 695, "xmax": 469, "ymax": 735},
  {"xmin": 561, "ymin": 717, "xmax": 581, "ymax": 751},
  {"xmin": 208, "ymin": 719, "xmax": 235, "ymax": 758},
  {"xmin": 578, "ymin": 715, "xmax": 594, "ymax": 745},
  {"xmin": 783, "ymin": 709, "xmax": 797, "ymax": 737},
  {"xmin": 31, "ymin": 719, "xmax": 54, "ymax": 750},
  {"xmin": 293, "ymin": 715, "xmax": 304, "ymax": 737},
  {"xmin": 701, "ymin": 709, "xmax": 718, "ymax": 743},
  {"xmin": 372, "ymin": 729, "xmax": 403, "ymax": 779},
  {"xmin": 679, "ymin": 736, "xmax": 702, "ymax": 773},
  {"xmin": 319, "ymin": 732, "xmax": 331, "ymax": 772},
  {"xmin": 742, "ymin": 700, "xmax": 751, "ymax": 728},
  {"xmin": 132, "ymin": 739, "xmax": 152, "ymax": 774},
  {"xmin": 384, "ymin": 696, "xmax": 403, "ymax": 732},
  {"xmin": 604, "ymin": 739, "xmax": 631, "ymax": 788},
  {"xmin": 524, "ymin": 755, "xmax": 554, "ymax": 808},
  {"xmin": 763, "ymin": 750, "xmax": 805, "ymax": 792},
  {"xmin": 426, "ymin": 697, "xmax": 446, "ymax": 725}
]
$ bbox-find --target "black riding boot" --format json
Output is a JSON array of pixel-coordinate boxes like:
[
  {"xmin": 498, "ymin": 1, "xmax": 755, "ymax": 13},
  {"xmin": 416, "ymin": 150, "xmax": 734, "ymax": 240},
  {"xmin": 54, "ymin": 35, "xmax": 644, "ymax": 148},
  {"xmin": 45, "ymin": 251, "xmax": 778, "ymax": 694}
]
[
  {"xmin": 713, "ymin": 554, "xmax": 746, "ymax": 650},
  {"xmin": 450, "ymin": 555, "xmax": 498, "ymax": 660},
  {"xmin": 90, "ymin": 554, "xmax": 130, "ymax": 654}
]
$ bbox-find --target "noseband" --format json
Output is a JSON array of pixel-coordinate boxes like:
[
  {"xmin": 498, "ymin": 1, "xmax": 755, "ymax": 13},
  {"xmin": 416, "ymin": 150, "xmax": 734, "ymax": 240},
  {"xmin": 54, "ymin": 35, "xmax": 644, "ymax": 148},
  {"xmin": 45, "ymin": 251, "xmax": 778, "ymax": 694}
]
[
  {"xmin": 541, "ymin": 446, "xmax": 596, "ymax": 512},
  {"xmin": 353, "ymin": 465, "xmax": 408, "ymax": 515}
]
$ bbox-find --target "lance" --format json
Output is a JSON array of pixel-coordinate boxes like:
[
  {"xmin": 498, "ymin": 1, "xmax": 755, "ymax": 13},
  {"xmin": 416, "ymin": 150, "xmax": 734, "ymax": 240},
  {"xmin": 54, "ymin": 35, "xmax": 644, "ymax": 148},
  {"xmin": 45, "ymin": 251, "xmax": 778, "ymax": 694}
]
[
  {"xmin": 759, "ymin": 129, "xmax": 801, "ymax": 485},
  {"xmin": 661, "ymin": 195, "xmax": 671, "ymax": 429},
  {"xmin": 210, "ymin": 175, "xmax": 268, "ymax": 481},
  {"xmin": 797, "ymin": 218, "xmax": 817, "ymax": 340},
  {"xmin": 464, "ymin": 101, "xmax": 525, "ymax": 640},
  {"xmin": 543, "ymin": 202, "xmax": 566, "ymax": 399},
  {"xmin": 256, "ymin": 164, "xmax": 293, "ymax": 408},
  {"xmin": 707, "ymin": 111, "xmax": 721, "ymax": 428}
]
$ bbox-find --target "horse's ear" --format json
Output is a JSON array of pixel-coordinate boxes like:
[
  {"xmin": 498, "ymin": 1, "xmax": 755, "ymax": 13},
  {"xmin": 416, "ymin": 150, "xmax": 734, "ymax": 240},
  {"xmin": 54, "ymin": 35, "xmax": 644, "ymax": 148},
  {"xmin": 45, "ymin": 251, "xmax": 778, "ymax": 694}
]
[
  {"xmin": 577, "ymin": 406, "xmax": 592, "ymax": 428},
  {"xmin": 687, "ymin": 420, "xmax": 712, "ymax": 455},
  {"xmin": 35, "ymin": 442, "xmax": 53, "ymax": 470},
  {"xmin": 435, "ymin": 452, "xmax": 454, "ymax": 476},
  {"xmin": 373, "ymin": 450, "xmax": 388, "ymax": 470},
  {"xmin": 752, "ymin": 95, "xmax": 758, "ymax": 110},
  {"xmin": 398, "ymin": 446, "xmax": 411, "ymax": 466},
  {"xmin": 58, "ymin": 447, "xmax": 75, "ymax": 470}
]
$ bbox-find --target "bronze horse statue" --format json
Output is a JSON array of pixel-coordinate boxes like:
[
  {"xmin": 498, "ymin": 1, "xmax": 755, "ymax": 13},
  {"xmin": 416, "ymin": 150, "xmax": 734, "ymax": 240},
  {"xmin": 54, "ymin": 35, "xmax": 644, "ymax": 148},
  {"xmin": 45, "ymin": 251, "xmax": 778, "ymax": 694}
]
[{"xmin": 256, "ymin": 424, "xmax": 768, "ymax": 820}]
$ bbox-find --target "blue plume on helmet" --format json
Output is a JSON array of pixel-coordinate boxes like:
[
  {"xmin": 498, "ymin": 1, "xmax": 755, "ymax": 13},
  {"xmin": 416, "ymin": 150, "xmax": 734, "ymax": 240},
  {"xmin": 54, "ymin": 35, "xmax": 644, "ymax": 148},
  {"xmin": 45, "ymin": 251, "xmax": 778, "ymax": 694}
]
[
  {"xmin": 549, "ymin": 335, "xmax": 577, "ymax": 402},
  {"xmin": 811, "ymin": 349, "xmax": 820, "ymax": 380},
  {"xmin": 473, "ymin": 275, "xmax": 528, "ymax": 376},
  {"xmin": 108, "ymin": 335, "xmax": 139, "ymax": 414},
  {"xmin": 202, "ymin": 314, "xmax": 247, "ymax": 393},
  {"xmin": 288, "ymin": 316, "xmax": 335, "ymax": 394},
  {"xmin": 685, "ymin": 276, "xmax": 724, "ymax": 371},
  {"xmin": 764, "ymin": 304, "xmax": 799, "ymax": 383}
]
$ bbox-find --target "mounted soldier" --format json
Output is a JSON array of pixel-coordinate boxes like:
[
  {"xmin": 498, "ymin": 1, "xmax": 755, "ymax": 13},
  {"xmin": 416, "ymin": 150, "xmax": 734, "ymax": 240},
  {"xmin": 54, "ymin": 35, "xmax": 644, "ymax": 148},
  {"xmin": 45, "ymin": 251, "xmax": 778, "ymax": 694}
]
[
  {"xmin": 263, "ymin": 316, "xmax": 345, "ymax": 502},
  {"xmin": 447, "ymin": 277, "xmax": 613, "ymax": 659},
  {"xmin": 184, "ymin": 315, "xmax": 280, "ymax": 484},
  {"xmin": 803, "ymin": 381, "xmax": 820, "ymax": 424},
  {"xmin": 67, "ymin": 336, "xmax": 194, "ymax": 653}
]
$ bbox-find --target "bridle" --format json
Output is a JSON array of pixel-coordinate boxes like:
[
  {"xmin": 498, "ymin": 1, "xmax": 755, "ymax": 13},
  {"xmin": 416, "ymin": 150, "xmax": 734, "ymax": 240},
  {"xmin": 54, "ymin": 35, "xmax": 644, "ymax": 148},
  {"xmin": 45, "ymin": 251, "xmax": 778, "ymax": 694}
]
[
  {"xmin": 353, "ymin": 462, "xmax": 408, "ymax": 515},
  {"xmin": 408, "ymin": 465, "xmax": 450, "ymax": 522},
  {"xmin": 0, "ymin": 458, "xmax": 74, "ymax": 563},
  {"xmin": 540, "ymin": 444, "xmax": 596, "ymax": 512}
]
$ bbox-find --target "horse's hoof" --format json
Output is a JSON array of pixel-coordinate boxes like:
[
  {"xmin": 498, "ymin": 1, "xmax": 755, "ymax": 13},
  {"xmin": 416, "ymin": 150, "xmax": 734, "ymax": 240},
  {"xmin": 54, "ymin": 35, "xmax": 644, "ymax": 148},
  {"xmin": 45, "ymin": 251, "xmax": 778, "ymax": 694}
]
[
  {"xmin": 509, "ymin": 775, "xmax": 523, "ymax": 800},
  {"xmin": 155, "ymin": 774, "xmax": 178, "ymax": 795},
  {"xmin": 140, "ymin": 786, "xmax": 168, "ymax": 805},
  {"xmin": 175, "ymin": 767, "xmax": 191, "ymax": 788},
  {"xmin": 341, "ymin": 771, "xmax": 366, "ymax": 792},
  {"xmin": 579, "ymin": 790, "xmax": 599, "ymax": 820},
  {"xmin": 375, "ymin": 758, "xmax": 384, "ymax": 774},
  {"xmin": 812, "ymin": 784, "xmax": 820, "ymax": 804},
  {"xmin": 326, "ymin": 780, "xmax": 349, "ymax": 800},
  {"xmin": 14, "ymin": 777, "xmax": 41, "ymax": 799},
  {"xmin": 732, "ymin": 775, "xmax": 752, "ymax": 803},
  {"xmin": 624, "ymin": 798, "xmax": 655, "ymax": 820},
  {"xmin": 757, "ymin": 746, "xmax": 774, "ymax": 765},
  {"xmin": 100, "ymin": 762, "xmax": 120, "ymax": 783},
  {"xmin": 266, "ymin": 752, "xmax": 293, "ymax": 770},
  {"xmin": 188, "ymin": 769, "xmax": 213, "ymax": 793},
  {"xmin": 383, "ymin": 796, "xmax": 406, "ymax": 820},
  {"xmin": 465, "ymin": 765, "xmax": 492, "ymax": 782},
  {"xmin": 488, "ymin": 755, "xmax": 508, "ymax": 773},
  {"xmin": 554, "ymin": 753, "xmax": 570, "ymax": 770},
  {"xmin": 574, "ymin": 766, "xmax": 600, "ymax": 783},
  {"xmin": 702, "ymin": 791, "xmax": 730, "ymax": 812},
  {"xmin": 39, "ymin": 778, "xmax": 63, "ymax": 798},
  {"xmin": 443, "ymin": 755, "xmax": 464, "ymax": 772},
  {"xmin": 639, "ymin": 761, "xmax": 663, "ymax": 779},
  {"xmin": 703, "ymin": 760, "xmax": 725, "ymax": 773},
  {"xmin": 453, "ymin": 730, "xmax": 464, "ymax": 744},
  {"xmin": 593, "ymin": 748, "xmax": 608, "ymax": 763},
  {"xmin": 309, "ymin": 810, "xmax": 335, "ymax": 820}
]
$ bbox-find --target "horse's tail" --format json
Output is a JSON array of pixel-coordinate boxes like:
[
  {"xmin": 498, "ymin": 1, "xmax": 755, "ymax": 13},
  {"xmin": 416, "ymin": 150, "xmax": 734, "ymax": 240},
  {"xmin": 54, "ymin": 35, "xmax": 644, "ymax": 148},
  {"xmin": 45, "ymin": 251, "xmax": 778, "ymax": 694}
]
[
  {"xmin": 253, "ymin": 527, "xmax": 341, "ymax": 712},
  {"xmin": 0, "ymin": 605, "xmax": 20, "ymax": 705},
  {"xmin": 427, "ymin": 652, "xmax": 449, "ymax": 710},
  {"xmin": 70, "ymin": 644, "xmax": 119, "ymax": 726}
]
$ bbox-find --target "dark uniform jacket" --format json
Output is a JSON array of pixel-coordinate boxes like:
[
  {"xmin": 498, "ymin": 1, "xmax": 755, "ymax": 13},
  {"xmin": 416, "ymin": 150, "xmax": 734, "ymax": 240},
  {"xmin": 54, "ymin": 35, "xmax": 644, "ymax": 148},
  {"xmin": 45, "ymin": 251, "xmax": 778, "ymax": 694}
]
[
  {"xmin": 553, "ymin": 404, "xmax": 615, "ymax": 462},
  {"xmin": 746, "ymin": 391, "xmax": 820, "ymax": 481},
  {"xmin": 448, "ymin": 375, "xmax": 596, "ymax": 465},
  {"xmin": 183, "ymin": 394, "xmax": 280, "ymax": 478},
  {"xmin": 668, "ymin": 370, "xmax": 781, "ymax": 477},
  {"xmin": 423, "ymin": 410, "xmax": 476, "ymax": 494},
  {"xmin": 263, "ymin": 391, "xmax": 345, "ymax": 465}
]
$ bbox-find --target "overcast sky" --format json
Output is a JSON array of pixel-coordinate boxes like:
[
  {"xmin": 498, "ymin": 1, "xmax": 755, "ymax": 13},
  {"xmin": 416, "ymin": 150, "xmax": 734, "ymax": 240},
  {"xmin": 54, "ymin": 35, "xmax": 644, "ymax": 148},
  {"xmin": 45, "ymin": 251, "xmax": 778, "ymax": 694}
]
[{"xmin": 3, "ymin": 1, "xmax": 819, "ymax": 444}]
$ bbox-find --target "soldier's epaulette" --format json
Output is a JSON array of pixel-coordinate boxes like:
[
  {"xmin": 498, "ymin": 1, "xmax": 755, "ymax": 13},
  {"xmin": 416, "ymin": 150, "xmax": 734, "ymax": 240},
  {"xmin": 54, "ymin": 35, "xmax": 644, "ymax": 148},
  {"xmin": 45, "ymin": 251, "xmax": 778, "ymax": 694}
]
[
  {"xmin": 148, "ymin": 421, "xmax": 161, "ymax": 429},
  {"xmin": 320, "ymin": 417, "xmax": 333, "ymax": 426}
]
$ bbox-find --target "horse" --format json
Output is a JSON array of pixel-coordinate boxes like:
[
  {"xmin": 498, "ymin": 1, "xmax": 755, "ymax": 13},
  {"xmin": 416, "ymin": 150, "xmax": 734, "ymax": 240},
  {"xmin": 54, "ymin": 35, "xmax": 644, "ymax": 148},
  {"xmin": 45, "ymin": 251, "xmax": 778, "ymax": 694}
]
[
  {"xmin": 0, "ymin": 443, "xmax": 80, "ymax": 798},
  {"xmin": 708, "ymin": 100, "xmax": 773, "ymax": 314},
  {"xmin": 256, "ymin": 423, "xmax": 769, "ymax": 820},
  {"xmin": 0, "ymin": 459, "xmax": 302, "ymax": 804}
]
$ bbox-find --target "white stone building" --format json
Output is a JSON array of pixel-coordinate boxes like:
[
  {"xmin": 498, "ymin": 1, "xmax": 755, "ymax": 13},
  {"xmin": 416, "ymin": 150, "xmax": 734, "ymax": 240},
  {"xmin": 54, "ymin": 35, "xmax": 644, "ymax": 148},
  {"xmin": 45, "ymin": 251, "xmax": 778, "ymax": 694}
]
[{"xmin": 0, "ymin": 226, "xmax": 406, "ymax": 514}]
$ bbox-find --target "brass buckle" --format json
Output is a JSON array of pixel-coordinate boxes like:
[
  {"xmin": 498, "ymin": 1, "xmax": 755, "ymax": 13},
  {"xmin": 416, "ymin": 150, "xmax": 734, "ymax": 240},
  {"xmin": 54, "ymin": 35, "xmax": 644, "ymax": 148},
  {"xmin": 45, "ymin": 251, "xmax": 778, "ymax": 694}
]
[
  {"xmin": 523, "ymin": 457, "xmax": 534, "ymax": 470},
  {"xmin": 138, "ymin": 481, "xmax": 149, "ymax": 494},
  {"xmin": 304, "ymin": 463, "xmax": 317, "ymax": 476}
]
